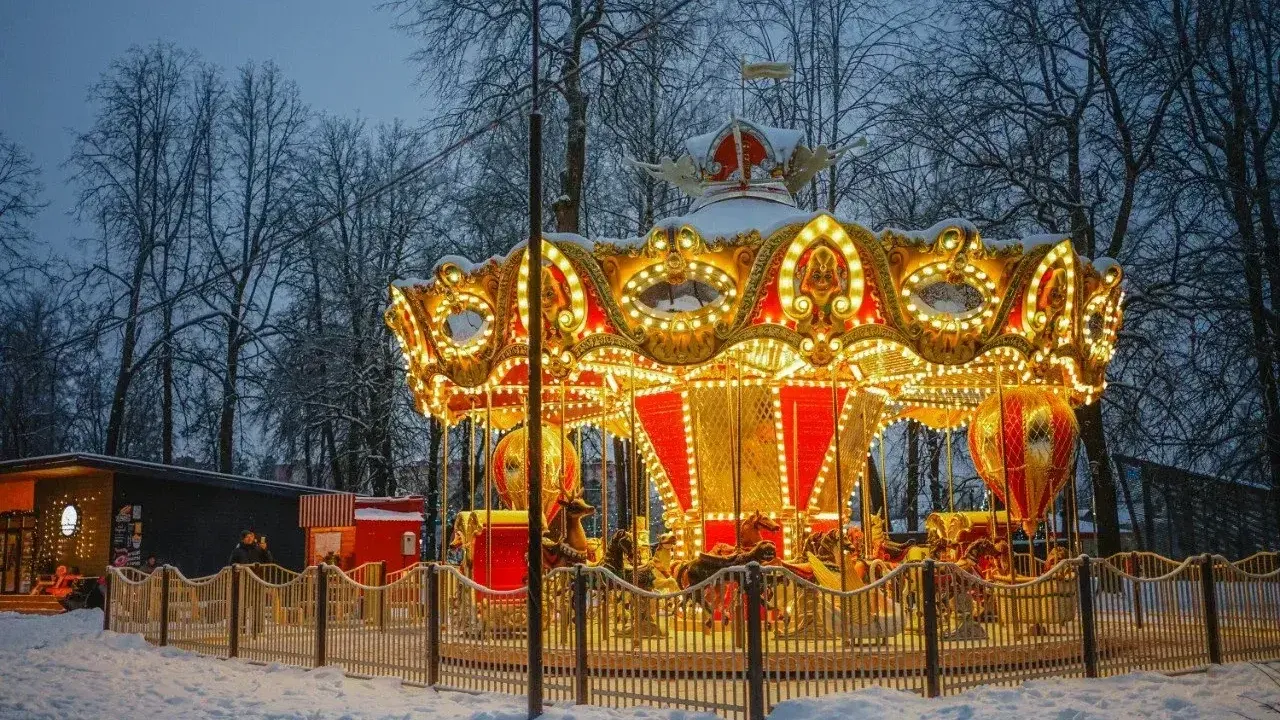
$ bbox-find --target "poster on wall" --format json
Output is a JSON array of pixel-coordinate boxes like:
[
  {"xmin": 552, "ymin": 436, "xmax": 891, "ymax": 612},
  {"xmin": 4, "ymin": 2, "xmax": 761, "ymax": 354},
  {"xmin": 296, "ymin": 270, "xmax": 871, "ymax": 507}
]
[{"xmin": 111, "ymin": 504, "xmax": 143, "ymax": 567}]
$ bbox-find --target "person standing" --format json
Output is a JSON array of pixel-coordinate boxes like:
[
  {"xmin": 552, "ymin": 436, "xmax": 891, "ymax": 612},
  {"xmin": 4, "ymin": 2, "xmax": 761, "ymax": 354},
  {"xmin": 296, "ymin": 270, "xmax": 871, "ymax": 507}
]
[{"xmin": 229, "ymin": 531, "xmax": 261, "ymax": 565}]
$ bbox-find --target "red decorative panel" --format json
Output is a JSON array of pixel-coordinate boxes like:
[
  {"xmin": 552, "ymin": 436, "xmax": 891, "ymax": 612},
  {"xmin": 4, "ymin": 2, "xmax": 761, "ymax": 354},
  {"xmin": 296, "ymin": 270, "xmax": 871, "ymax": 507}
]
[
  {"xmin": 634, "ymin": 391, "xmax": 693, "ymax": 510},
  {"xmin": 779, "ymin": 386, "xmax": 847, "ymax": 509}
]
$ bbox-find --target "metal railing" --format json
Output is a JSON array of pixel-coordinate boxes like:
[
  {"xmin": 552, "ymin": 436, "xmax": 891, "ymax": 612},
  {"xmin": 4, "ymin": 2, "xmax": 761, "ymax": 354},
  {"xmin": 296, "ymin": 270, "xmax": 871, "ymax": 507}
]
[{"xmin": 104, "ymin": 551, "xmax": 1280, "ymax": 720}]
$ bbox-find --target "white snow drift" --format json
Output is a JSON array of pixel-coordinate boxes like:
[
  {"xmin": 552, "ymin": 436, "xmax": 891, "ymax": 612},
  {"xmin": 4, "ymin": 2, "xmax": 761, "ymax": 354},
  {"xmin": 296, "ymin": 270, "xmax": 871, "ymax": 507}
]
[{"xmin": 0, "ymin": 610, "xmax": 1277, "ymax": 720}]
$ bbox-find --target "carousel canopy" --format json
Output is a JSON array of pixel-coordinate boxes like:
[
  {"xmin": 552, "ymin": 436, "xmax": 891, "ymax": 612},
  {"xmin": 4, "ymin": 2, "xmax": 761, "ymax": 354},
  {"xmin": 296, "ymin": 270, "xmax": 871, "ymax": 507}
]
[{"xmin": 385, "ymin": 117, "xmax": 1124, "ymax": 552}]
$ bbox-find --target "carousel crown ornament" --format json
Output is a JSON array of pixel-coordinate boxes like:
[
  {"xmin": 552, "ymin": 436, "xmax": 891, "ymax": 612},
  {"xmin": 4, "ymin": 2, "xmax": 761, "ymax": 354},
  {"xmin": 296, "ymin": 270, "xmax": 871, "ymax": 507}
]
[{"xmin": 387, "ymin": 114, "xmax": 1124, "ymax": 562}]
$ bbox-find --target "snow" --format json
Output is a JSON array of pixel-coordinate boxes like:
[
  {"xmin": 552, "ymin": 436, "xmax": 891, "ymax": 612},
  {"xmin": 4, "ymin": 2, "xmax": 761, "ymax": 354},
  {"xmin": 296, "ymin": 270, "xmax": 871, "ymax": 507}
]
[
  {"xmin": 652, "ymin": 198, "xmax": 816, "ymax": 243},
  {"xmin": 0, "ymin": 611, "xmax": 697, "ymax": 720},
  {"xmin": 353, "ymin": 508, "xmax": 425, "ymax": 522},
  {"xmin": 1093, "ymin": 256, "xmax": 1120, "ymax": 274},
  {"xmin": 770, "ymin": 665, "xmax": 1280, "ymax": 720},
  {"xmin": 2, "ymin": 611, "xmax": 1278, "ymax": 720}
]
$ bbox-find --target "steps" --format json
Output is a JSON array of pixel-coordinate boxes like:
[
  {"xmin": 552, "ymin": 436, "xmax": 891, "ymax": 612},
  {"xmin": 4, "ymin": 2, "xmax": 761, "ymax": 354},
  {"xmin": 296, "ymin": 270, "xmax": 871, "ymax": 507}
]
[{"xmin": 0, "ymin": 594, "xmax": 65, "ymax": 615}]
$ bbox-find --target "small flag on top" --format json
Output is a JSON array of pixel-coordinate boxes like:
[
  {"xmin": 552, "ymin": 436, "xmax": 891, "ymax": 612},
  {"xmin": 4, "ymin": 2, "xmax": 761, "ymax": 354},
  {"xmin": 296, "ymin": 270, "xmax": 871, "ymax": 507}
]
[{"xmin": 741, "ymin": 59, "xmax": 794, "ymax": 81}]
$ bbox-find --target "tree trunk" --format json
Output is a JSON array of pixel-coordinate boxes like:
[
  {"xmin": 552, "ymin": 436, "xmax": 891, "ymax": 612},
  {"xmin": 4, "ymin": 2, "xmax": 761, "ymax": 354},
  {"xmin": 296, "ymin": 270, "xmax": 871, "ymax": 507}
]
[
  {"xmin": 1077, "ymin": 401, "xmax": 1121, "ymax": 555},
  {"xmin": 612, "ymin": 436, "xmax": 630, "ymax": 531},
  {"xmin": 425, "ymin": 417, "xmax": 442, "ymax": 560},
  {"xmin": 161, "ymin": 309, "xmax": 174, "ymax": 464}
]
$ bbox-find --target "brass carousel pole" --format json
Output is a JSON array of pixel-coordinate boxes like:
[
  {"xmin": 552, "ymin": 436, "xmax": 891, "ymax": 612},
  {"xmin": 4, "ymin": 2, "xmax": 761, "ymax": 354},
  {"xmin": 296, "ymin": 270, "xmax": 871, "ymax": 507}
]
[
  {"xmin": 791, "ymin": 402, "xmax": 801, "ymax": 554},
  {"xmin": 441, "ymin": 420, "xmax": 450, "ymax": 561},
  {"xmin": 995, "ymin": 369, "xmax": 1016, "ymax": 576},
  {"xmin": 1068, "ymin": 438, "xmax": 1083, "ymax": 555},
  {"xmin": 485, "ymin": 390, "xmax": 493, "ymax": 588},
  {"xmin": 469, "ymin": 410, "xmax": 477, "ymax": 512},
  {"xmin": 560, "ymin": 382, "xmax": 568, "ymax": 539},
  {"xmin": 629, "ymin": 361, "xmax": 639, "ymax": 582},
  {"xmin": 525, "ymin": 0, "xmax": 545, "ymax": 704},
  {"xmin": 734, "ymin": 358, "xmax": 744, "ymax": 549},
  {"xmin": 601, "ymin": 423, "xmax": 609, "ymax": 548},
  {"xmin": 879, "ymin": 423, "xmax": 890, "ymax": 535},
  {"xmin": 859, "ymin": 400, "xmax": 871, "ymax": 557},
  {"xmin": 831, "ymin": 370, "xmax": 848, "ymax": 592}
]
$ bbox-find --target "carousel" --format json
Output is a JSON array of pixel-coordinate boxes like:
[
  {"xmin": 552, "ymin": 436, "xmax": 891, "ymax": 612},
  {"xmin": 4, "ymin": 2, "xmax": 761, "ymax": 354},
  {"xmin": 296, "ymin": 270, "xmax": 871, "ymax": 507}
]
[{"xmin": 386, "ymin": 116, "xmax": 1124, "ymax": 594}]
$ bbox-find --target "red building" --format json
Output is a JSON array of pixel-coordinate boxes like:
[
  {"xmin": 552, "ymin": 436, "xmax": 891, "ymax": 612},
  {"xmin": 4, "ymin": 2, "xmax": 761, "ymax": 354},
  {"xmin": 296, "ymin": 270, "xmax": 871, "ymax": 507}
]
[{"xmin": 298, "ymin": 494, "xmax": 424, "ymax": 573}]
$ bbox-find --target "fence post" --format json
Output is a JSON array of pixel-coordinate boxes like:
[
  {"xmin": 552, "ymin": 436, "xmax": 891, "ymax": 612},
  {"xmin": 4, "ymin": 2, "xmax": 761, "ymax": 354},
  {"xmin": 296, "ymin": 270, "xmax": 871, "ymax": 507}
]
[
  {"xmin": 1078, "ymin": 556, "xmax": 1098, "ymax": 678},
  {"xmin": 1127, "ymin": 554, "xmax": 1144, "ymax": 629},
  {"xmin": 102, "ymin": 570, "xmax": 112, "ymax": 631},
  {"xmin": 574, "ymin": 564, "xmax": 589, "ymax": 705},
  {"xmin": 922, "ymin": 560, "xmax": 941, "ymax": 697},
  {"xmin": 158, "ymin": 566, "xmax": 171, "ymax": 647},
  {"xmin": 228, "ymin": 565, "xmax": 241, "ymax": 658},
  {"xmin": 744, "ymin": 562, "xmax": 765, "ymax": 720},
  {"xmin": 1200, "ymin": 554, "xmax": 1222, "ymax": 665},
  {"xmin": 426, "ymin": 564, "xmax": 440, "ymax": 687},
  {"xmin": 315, "ymin": 565, "xmax": 328, "ymax": 667}
]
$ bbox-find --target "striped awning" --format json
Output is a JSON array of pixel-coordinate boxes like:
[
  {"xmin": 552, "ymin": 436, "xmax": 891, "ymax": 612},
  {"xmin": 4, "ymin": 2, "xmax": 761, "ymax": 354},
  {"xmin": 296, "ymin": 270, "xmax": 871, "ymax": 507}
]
[{"xmin": 299, "ymin": 492, "xmax": 355, "ymax": 528}]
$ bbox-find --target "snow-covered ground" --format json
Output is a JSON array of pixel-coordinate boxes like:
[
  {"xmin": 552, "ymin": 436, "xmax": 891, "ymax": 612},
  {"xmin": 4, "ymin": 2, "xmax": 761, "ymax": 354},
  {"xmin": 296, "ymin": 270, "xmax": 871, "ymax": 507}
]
[{"xmin": 1, "ymin": 610, "xmax": 1278, "ymax": 720}]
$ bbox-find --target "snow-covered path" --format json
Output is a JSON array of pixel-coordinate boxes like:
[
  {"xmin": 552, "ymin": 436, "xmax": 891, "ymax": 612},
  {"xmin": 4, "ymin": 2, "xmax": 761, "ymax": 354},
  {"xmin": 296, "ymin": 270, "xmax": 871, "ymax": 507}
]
[{"xmin": 1, "ymin": 610, "xmax": 1278, "ymax": 720}]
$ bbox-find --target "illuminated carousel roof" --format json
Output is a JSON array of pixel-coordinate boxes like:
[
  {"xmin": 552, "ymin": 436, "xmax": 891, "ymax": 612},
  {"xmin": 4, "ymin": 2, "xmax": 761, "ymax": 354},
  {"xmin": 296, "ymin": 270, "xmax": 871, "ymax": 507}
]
[
  {"xmin": 387, "ymin": 117, "xmax": 1124, "ymax": 432},
  {"xmin": 387, "ymin": 118, "xmax": 1124, "ymax": 547}
]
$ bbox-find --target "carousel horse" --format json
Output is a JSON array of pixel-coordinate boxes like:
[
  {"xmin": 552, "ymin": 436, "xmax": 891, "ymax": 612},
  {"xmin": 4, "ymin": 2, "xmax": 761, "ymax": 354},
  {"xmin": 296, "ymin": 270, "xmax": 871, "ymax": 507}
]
[
  {"xmin": 670, "ymin": 541, "xmax": 777, "ymax": 589},
  {"xmin": 599, "ymin": 529, "xmax": 656, "ymax": 590},
  {"xmin": 708, "ymin": 512, "xmax": 782, "ymax": 556},
  {"xmin": 670, "ymin": 541, "xmax": 777, "ymax": 628},
  {"xmin": 541, "ymin": 493, "xmax": 596, "ymax": 570}
]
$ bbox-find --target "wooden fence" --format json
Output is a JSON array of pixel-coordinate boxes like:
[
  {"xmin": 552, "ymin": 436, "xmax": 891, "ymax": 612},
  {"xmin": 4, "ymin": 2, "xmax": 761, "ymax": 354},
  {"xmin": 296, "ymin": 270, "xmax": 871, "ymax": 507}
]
[{"xmin": 104, "ymin": 552, "xmax": 1280, "ymax": 720}]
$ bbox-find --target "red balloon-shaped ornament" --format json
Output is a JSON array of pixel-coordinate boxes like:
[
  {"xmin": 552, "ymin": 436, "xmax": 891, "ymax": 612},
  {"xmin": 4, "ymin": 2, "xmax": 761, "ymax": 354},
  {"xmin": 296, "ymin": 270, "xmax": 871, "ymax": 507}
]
[{"xmin": 968, "ymin": 387, "xmax": 1079, "ymax": 538}]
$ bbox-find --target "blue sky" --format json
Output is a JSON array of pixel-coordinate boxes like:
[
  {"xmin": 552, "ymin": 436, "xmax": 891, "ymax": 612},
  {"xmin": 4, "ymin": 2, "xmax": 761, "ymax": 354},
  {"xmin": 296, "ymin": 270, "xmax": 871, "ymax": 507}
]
[{"xmin": 0, "ymin": 1, "xmax": 424, "ymax": 257}]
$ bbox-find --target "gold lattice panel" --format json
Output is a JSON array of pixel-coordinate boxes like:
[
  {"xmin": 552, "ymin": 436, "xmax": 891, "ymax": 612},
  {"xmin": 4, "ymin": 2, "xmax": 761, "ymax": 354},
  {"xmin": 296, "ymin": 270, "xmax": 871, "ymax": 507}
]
[
  {"xmin": 809, "ymin": 391, "xmax": 886, "ymax": 515},
  {"xmin": 689, "ymin": 385, "xmax": 782, "ymax": 515}
]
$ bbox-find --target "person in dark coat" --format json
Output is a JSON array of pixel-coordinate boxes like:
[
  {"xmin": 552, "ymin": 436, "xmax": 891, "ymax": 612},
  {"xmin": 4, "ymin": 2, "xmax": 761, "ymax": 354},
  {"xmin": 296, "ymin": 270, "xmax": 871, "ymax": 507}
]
[
  {"xmin": 229, "ymin": 530, "xmax": 261, "ymax": 565},
  {"xmin": 256, "ymin": 536, "xmax": 275, "ymax": 565}
]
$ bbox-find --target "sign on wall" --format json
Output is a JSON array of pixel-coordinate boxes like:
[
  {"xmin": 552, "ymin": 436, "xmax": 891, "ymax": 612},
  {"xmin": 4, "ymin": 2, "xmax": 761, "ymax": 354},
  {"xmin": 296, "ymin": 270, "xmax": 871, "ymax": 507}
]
[{"xmin": 111, "ymin": 504, "xmax": 143, "ymax": 567}]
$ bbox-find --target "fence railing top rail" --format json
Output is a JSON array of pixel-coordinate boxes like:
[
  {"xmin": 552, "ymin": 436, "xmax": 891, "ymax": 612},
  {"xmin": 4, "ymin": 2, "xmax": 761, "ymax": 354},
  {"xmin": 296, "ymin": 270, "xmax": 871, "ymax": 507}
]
[
  {"xmin": 434, "ymin": 563, "xmax": 529, "ymax": 597},
  {"xmin": 110, "ymin": 566, "xmax": 155, "ymax": 584},
  {"xmin": 936, "ymin": 557, "xmax": 1081, "ymax": 590},
  {"xmin": 1096, "ymin": 554, "xmax": 1201, "ymax": 582},
  {"xmin": 325, "ymin": 563, "xmax": 427, "ymax": 591},
  {"xmin": 759, "ymin": 558, "xmax": 919, "ymax": 596},
  {"xmin": 239, "ymin": 565, "xmax": 316, "ymax": 590},
  {"xmin": 1210, "ymin": 554, "xmax": 1280, "ymax": 580},
  {"xmin": 167, "ymin": 565, "xmax": 230, "ymax": 586}
]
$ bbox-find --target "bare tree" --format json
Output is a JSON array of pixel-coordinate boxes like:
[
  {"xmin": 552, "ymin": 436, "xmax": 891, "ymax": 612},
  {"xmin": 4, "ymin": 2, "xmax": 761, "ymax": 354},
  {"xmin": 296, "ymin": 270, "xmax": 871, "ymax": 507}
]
[
  {"xmin": 0, "ymin": 134, "xmax": 45, "ymax": 280},
  {"xmin": 195, "ymin": 62, "xmax": 308, "ymax": 472},
  {"xmin": 70, "ymin": 44, "xmax": 214, "ymax": 458}
]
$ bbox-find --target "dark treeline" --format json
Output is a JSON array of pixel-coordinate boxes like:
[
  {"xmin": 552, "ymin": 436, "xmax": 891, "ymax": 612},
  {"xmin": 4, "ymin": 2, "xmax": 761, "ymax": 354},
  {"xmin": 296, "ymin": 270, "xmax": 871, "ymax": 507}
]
[{"xmin": 1, "ymin": 0, "xmax": 1276, "ymax": 555}]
